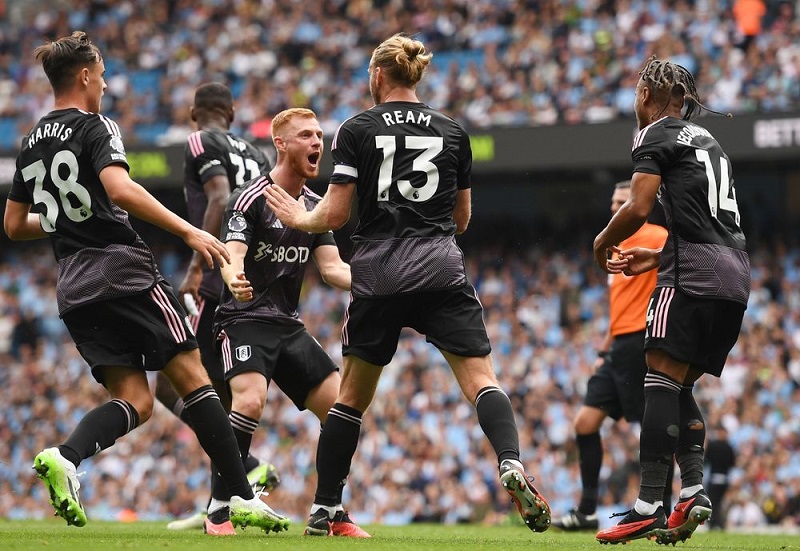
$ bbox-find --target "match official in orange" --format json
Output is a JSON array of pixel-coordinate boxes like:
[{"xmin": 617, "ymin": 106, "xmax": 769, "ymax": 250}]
[{"xmin": 553, "ymin": 181, "xmax": 670, "ymax": 530}]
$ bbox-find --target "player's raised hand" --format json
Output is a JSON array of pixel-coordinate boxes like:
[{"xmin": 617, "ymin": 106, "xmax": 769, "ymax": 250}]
[
  {"xmin": 228, "ymin": 271, "xmax": 253, "ymax": 302},
  {"xmin": 183, "ymin": 228, "xmax": 230, "ymax": 269},
  {"xmin": 263, "ymin": 184, "xmax": 308, "ymax": 228}
]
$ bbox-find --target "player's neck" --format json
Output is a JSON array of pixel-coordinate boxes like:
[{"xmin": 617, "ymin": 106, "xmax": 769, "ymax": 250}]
[
  {"xmin": 198, "ymin": 118, "xmax": 229, "ymax": 132},
  {"xmin": 52, "ymin": 93, "xmax": 92, "ymax": 113},
  {"xmin": 268, "ymin": 167, "xmax": 305, "ymax": 198},
  {"xmin": 381, "ymin": 87, "xmax": 419, "ymax": 103}
]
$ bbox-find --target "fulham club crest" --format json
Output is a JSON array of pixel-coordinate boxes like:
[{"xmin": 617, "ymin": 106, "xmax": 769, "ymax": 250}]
[{"xmin": 235, "ymin": 345, "xmax": 251, "ymax": 362}]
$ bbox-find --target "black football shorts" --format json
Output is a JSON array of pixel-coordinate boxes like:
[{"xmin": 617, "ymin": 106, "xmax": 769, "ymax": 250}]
[
  {"xmin": 216, "ymin": 321, "xmax": 338, "ymax": 410},
  {"xmin": 63, "ymin": 281, "xmax": 198, "ymax": 385},
  {"xmin": 584, "ymin": 331, "xmax": 648, "ymax": 422},
  {"xmin": 645, "ymin": 286, "xmax": 745, "ymax": 377},
  {"xmin": 341, "ymin": 283, "xmax": 492, "ymax": 366}
]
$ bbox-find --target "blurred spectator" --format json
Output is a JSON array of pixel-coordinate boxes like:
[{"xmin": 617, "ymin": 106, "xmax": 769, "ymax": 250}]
[
  {"xmin": 0, "ymin": 0, "xmax": 798, "ymax": 148},
  {"xmin": 1, "ymin": 233, "xmax": 799, "ymax": 530},
  {"xmin": 733, "ymin": 0, "xmax": 767, "ymax": 51},
  {"xmin": 706, "ymin": 425, "xmax": 736, "ymax": 529}
]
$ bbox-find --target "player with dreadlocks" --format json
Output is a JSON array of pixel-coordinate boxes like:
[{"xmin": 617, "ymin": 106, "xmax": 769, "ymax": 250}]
[{"xmin": 593, "ymin": 56, "xmax": 749, "ymax": 545}]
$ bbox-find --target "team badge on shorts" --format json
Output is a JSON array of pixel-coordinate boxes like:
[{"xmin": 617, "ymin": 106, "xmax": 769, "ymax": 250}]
[{"xmin": 235, "ymin": 345, "xmax": 251, "ymax": 361}]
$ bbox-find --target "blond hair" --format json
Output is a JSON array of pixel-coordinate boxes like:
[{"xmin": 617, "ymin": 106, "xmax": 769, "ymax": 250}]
[{"xmin": 370, "ymin": 34, "xmax": 432, "ymax": 87}]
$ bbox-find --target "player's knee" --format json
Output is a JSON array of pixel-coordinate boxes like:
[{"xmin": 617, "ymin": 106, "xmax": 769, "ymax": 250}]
[
  {"xmin": 573, "ymin": 407, "xmax": 603, "ymax": 435},
  {"xmin": 129, "ymin": 394, "xmax": 154, "ymax": 424},
  {"xmin": 231, "ymin": 390, "xmax": 265, "ymax": 420}
]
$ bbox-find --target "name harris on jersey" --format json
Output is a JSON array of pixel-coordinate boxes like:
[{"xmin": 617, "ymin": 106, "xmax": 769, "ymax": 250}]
[{"xmin": 27, "ymin": 122, "xmax": 73, "ymax": 148}]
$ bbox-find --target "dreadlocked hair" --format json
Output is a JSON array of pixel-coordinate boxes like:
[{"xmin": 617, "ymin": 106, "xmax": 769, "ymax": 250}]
[{"xmin": 639, "ymin": 55, "xmax": 732, "ymax": 120}]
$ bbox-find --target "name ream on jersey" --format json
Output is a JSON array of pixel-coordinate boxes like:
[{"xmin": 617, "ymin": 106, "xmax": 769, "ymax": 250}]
[
  {"xmin": 253, "ymin": 242, "xmax": 310, "ymax": 263},
  {"xmin": 676, "ymin": 124, "xmax": 713, "ymax": 147},
  {"xmin": 28, "ymin": 122, "xmax": 73, "ymax": 148},
  {"xmin": 381, "ymin": 109, "xmax": 432, "ymax": 127}
]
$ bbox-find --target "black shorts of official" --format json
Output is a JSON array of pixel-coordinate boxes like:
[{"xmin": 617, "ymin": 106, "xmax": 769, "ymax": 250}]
[
  {"xmin": 217, "ymin": 321, "xmax": 338, "ymax": 411},
  {"xmin": 645, "ymin": 287, "xmax": 745, "ymax": 377},
  {"xmin": 189, "ymin": 294, "xmax": 224, "ymax": 383},
  {"xmin": 341, "ymin": 283, "xmax": 492, "ymax": 367},
  {"xmin": 62, "ymin": 281, "xmax": 198, "ymax": 386},
  {"xmin": 584, "ymin": 331, "xmax": 648, "ymax": 423}
]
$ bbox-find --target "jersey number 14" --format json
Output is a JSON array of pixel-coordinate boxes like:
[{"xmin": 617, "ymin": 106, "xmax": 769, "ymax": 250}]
[{"xmin": 695, "ymin": 149, "xmax": 740, "ymax": 227}]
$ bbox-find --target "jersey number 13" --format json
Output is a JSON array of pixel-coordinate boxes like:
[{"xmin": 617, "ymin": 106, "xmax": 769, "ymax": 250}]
[{"xmin": 375, "ymin": 135, "xmax": 443, "ymax": 202}]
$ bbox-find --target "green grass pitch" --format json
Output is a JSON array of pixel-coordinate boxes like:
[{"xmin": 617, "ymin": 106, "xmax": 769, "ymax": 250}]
[{"xmin": 0, "ymin": 521, "xmax": 798, "ymax": 551}]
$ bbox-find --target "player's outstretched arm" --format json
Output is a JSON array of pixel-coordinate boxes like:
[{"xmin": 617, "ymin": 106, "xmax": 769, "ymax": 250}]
[
  {"xmin": 313, "ymin": 244, "xmax": 351, "ymax": 291},
  {"xmin": 593, "ymin": 172, "xmax": 660, "ymax": 272},
  {"xmin": 264, "ymin": 183, "xmax": 353, "ymax": 233},
  {"xmin": 3, "ymin": 199, "xmax": 47, "ymax": 240},
  {"xmin": 609, "ymin": 246, "xmax": 662, "ymax": 276},
  {"xmin": 99, "ymin": 165, "xmax": 229, "ymax": 268}
]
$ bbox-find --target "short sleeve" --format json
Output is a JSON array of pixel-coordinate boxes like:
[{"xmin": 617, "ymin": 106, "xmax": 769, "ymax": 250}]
[
  {"xmin": 329, "ymin": 120, "xmax": 359, "ymax": 185},
  {"xmin": 86, "ymin": 114, "xmax": 130, "ymax": 174},
  {"xmin": 311, "ymin": 230, "xmax": 336, "ymax": 250},
  {"xmin": 8, "ymin": 158, "xmax": 32, "ymax": 204},
  {"xmin": 221, "ymin": 198, "xmax": 260, "ymax": 245},
  {"xmin": 631, "ymin": 122, "xmax": 673, "ymax": 176},
  {"xmin": 186, "ymin": 131, "xmax": 229, "ymax": 185}
]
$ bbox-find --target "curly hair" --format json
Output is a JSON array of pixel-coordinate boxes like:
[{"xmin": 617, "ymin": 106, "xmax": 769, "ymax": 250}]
[{"xmin": 639, "ymin": 55, "xmax": 730, "ymax": 120}]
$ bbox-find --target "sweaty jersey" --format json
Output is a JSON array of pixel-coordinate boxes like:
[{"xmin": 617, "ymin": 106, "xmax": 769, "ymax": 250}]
[
  {"xmin": 329, "ymin": 101, "xmax": 470, "ymax": 297},
  {"xmin": 214, "ymin": 176, "xmax": 336, "ymax": 330},
  {"xmin": 609, "ymin": 222, "xmax": 668, "ymax": 336},
  {"xmin": 8, "ymin": 108, "xmax": 160, "ymax": 315},
  {"xmin": 632, "ymin": 117, "xmax": 750, "ymax": 305},
  {"xmin": 184, "ymin": 128, "xmax": 270, "ymax": 299}
]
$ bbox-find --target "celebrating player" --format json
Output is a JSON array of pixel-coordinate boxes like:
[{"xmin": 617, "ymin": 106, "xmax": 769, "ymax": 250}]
[
  {"xmin": 211, "ymin": 107, "xmax": 368, "ymax": 537},
  {"xmin": 593, "ymin": 56, "xmax": 750, "ymax": 544},
  {"xmin": 4, "ymin": 31, "xmax": 288, "ymax": 535},
  {"xmin": 264, "ymin": 33, "xmax": 551, "ymax": 536}
]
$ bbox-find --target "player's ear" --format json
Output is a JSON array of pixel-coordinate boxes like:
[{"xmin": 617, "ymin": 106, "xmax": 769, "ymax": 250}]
[
  {"xmin": 80, "ymin": 67, "xmax": 90, "ymax": 86},
  {"xmin": 229, "ymin": 106, "xmax": 235, "ymax": 124},
  {"xmin": 189, "ymin": 106, "xmax": 197, "ymax": 122}
]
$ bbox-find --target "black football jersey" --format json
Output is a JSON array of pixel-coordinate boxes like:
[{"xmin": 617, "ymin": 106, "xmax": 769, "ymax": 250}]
[
  {"xmin": 213, "ymin": 176, "xmax": 336, "ymax": 330},
  {"xmin": 8, "ymin": 108, "xmax": 160, "ymax": 315},
  {"xmin": 184, "ymin": 128, "xmax": 270, "ymax": 299},
  {"xmin": 329, "ymin": 101, "xmax": 470, "ymax": 297},
  {"xmin": 632, "ymin": 116, "xmax": 750, "ymax": 304}
]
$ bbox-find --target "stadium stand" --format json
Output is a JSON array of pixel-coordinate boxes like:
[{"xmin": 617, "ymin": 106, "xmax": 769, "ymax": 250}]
[
  {"xmin": 0, "ymin": 1, "xmax": 798, "ymax": 144},
  {"xmin": 1, "ymin": 0, "xmax": 799, "ymax": 534},
  {"xmin": 0, "ymin": 236, "xmax": 798, "ymax": 529}
]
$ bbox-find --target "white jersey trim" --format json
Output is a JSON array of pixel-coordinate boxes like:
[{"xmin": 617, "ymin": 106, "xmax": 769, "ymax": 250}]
[{"xmin": 333, "ymin": 164, "xmax": 358, "ymax": 178}]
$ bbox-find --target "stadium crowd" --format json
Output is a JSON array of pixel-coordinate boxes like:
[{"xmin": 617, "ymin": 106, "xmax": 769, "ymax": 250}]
[
  {"xmin": 0, "ymin": 0, "xmax": 798, "ymax": 147},
  {"xmin": 1, "ymin": 234, "xmax": 799, "ymax": 531}
]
